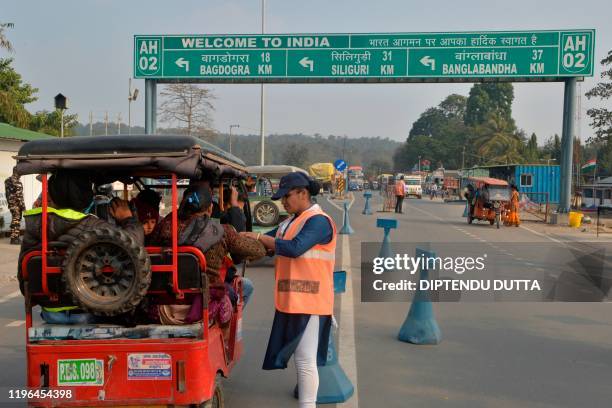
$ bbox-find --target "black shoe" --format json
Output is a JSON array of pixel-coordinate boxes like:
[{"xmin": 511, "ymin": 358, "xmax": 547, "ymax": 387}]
[{"xmin": 10, "ymin": 237, "xmax": 21, "ymax": 245}]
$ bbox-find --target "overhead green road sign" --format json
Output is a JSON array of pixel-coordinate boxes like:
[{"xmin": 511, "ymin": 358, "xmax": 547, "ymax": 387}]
[{"xmin": 134, "ymin": 30, "xmax": 594, "ymax": 83}]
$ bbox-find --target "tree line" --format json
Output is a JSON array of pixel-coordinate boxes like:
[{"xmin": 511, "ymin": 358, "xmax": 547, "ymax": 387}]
[{"xmin": 393, "ymin": 56, "xmax": 612, "ymax": 178}]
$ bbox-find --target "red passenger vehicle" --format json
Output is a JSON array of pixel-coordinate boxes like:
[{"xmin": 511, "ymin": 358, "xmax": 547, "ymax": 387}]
[{"xmin": 15, "ymin": 135, "xmax": 251, "ymax": 407}]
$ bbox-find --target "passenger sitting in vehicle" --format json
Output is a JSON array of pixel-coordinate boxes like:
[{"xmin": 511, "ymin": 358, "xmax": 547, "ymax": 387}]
[
  {"xmin": 131, "ymin": 188, "xmax": 162, "ymax": 245},
  {"xmin": 151, "ymin": 185, "xmax": 266, "ymax": 331},
  {"xmin": 18, "ymin": 170, "xmax": 144, "ymax": 325},
  {"xmin": 219, "ymin": 186, "xmax": 255, "ymax": 308}
]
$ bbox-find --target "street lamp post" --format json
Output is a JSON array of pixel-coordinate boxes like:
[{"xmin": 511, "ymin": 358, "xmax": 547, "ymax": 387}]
[
  {"xmin": 229, "ymin": 124, "xmax": 240, "ymax": 154},
  {"xmin": 54, "ymin": 93, "xmax": 68, "ymax": 138},
  {"xmin": 418, "ymin": 155, "xmax": 421, "ymax": 173},
  {"xmin": 128, "ymin": 78, "xmax": 139, "ymax": 135},
  {"xmin": 259, "ymin": 0, "xmax": 266, "ymax": 165}
]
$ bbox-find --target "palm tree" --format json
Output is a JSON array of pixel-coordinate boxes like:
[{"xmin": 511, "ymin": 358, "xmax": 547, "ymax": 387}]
[
  {"xmin": 0, "ymin": 22, "xmax": 14, "ymax": 52},
  {"xmin": 475, "ymin": 114, "xmax": 524, "ymax": 164}
]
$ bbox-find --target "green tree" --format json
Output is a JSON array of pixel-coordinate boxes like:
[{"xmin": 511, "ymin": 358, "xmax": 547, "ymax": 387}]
[
  {"xmin": 29, "ymin": 110, "xmax": 78, "ymax": 137},
  {"xmin": 524, "ymin": 132, "xmax": 539, "ymax": 162},
  {"xmin": 474, "ymin": 114, "xmax": 523, "ymax": 164},
  {"xmin": 0, "ymin": 58, "xmax": 37, "ymax": 127},
  {"xmin": 438, "ymin": 93, "xmax": 467, "ymax": 120},
  {"xmin": 397, "ymin": 94, "xmax": 470, "ymax": 171},
  {"xmin": 282, "ymin": 142, "xmax": 309, "ymax": 168},
  {"xmin": 585, "ymin": 49, "xmax": 612, "ymax": 175},
  {"xmin": 542, "ymin": 134, "xmax": 562, "ymax": 164},
  {"xmin": 0, "ymin": 22, "xmax": 14, "ymax": 52},
  {"xmin": 464, "ymin": 83, "xmax": 515, "ymax": 129}
]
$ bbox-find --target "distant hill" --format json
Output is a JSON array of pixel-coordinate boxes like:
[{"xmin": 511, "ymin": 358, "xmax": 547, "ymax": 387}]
[{"xmin": 73, "ymin": 122, "xmax": 400, "ymax": 175}]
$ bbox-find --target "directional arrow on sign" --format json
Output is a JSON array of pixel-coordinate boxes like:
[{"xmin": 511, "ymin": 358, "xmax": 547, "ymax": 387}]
[
  {"xmin": 419, "ymin": 56, "xmax": 436, "ymax": 71},
  {"xmin": 175, "ymin": 57, "xmax": 190, "ymax": 72},
  {"xmin": 299, "ymin": 57, "xmax": 314, "ymax": 72}
]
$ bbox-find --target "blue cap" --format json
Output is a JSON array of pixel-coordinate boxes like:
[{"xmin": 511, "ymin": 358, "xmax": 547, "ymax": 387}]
[{"xmin": 272, "ymin": 172, "xmax": 310, "ymax": 200}]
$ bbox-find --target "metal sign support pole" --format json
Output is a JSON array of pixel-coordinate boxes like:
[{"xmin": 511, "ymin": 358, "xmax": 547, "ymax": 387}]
[
  {"xmin": 559, "ymin": 77, "xmax": 576, "ymax": 213},
  {"xmin": 145, "ymin": 79, "xmax": 157, "ymax": 134}
]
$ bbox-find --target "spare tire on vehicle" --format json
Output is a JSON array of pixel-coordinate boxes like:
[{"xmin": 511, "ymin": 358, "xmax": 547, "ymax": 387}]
[{"xmin": 61, "ymin": 226, "xmax": 151, "ymax": 316}]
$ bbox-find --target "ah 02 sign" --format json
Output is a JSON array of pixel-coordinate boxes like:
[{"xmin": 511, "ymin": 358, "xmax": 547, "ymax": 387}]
[
  {"xmin": 560, "ymin": 32, "xmax": 594, "ymax": 75},
  {"xmin": 135, "ymin": 37, "xmax": 162, "ymax": 76}
]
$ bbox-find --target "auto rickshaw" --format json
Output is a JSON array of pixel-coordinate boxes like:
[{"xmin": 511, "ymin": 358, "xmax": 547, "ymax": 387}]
[
  {"xmin": 15, "ymin": 135, "xmax": 250, "ymax": 407},
  {"xmin": 465, "ymin": 177, "xmax": 510, "ymax": 229},
  {"xmin": 246, "ymin": 164, "xmax": 308, "ymax": 228}
]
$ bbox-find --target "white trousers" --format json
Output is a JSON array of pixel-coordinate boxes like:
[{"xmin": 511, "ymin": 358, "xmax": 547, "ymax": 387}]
[{"xmin": 294, "ymin": 315, "xmax": 320, "ymax": 408}]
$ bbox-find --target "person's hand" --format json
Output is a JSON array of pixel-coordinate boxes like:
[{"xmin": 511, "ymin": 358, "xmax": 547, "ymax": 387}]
[
  {"xmin": 229, "ymin": 186, "xmax": 239, "ymax": 207},
  {"xmin": 110, "ymin": 199, "xmax": 132, "ymax": 221},
  {"xmin": 240, "ymin": 231, "xmax": 258, "ymax": 240}
]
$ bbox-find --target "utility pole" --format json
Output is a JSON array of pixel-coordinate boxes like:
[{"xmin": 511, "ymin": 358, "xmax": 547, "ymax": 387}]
[
  {"xmin": 104, "ymin": 111, "xmax": 109, "ymax": 136},
  {"xmin": 462, "ymin": 146, "xmax": 466, "ymax": 170},
  {"xmin": 117, "ymin": 113, "xmax": 122, "ymax": 135},
  {"xmin": 229, "ymin": 124, "xmax": 240, "ymax": 154},
  {"xmin": 259, "ymin": 0, "xmax": 266, "ymax": 165},
  {"xmin": 89, "ymin": 111, "xmax": 93, "ymax": 136}
]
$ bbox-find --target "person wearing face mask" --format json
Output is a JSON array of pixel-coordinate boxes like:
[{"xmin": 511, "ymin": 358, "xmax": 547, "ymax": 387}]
[
  {"xmin": 18, "ymin": 170, "xmax": 143, "ymax": 324},
  {"xmin": 241, "ymin": 172, "xmax": 337, "ymax": 408}
]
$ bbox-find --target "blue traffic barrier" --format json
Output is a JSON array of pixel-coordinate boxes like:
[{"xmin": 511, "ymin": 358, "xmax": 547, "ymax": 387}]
[
  {"xmin": 294, "ymin": 270, "xmax": 354, "ymax": 404},
  {"xmin": 362, "ymin": 191, "xmax": 373, "ymax": 215},
  {"xmin": 333, "ymin": 270, "xmax": 347, "ymax": 294},
  {"xmin": 339, "ymin": 201, "xmax": 354, "ymax": 234},
  {"xmin": 376, "ymin": 218, "xmax": 397, "ymax": 258},
  {"xmin": 398, "ymin": 247, "xmax": 442, "ymax": 345}
]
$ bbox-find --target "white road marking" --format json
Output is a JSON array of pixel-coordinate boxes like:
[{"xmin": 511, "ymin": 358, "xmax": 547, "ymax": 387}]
[
  {"xmin": 519, "ymin": 224, "xmax": 563, "ymax": 243},
  {"xmin": 338, "ymin": 234, "xmax": 359, "ymax": 407},
  {"xmin": 0, "ymin": 290, "xmax": 21, "ymax": 304},
  {"xmin": 5, "ymin": 320, "xmax": 25, "ymax": 327},
  {"xmin": 404, "ymin": 203, "xmax": 444, "ymax": 221},
  {"xmin": 326, "ymin": 192, "xmax": 355, "ymax": 212}
]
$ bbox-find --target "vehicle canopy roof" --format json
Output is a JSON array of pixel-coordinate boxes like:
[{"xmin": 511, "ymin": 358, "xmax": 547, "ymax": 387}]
[
  {"xmin": 14, "ymin": 135, "xmax": 247, "ymax": 181},
  {"xmin": 247, "ymin": 165, "xmax": 308, "ymax": 178},
  {"xmin": 467, "ymin": 176, "xmax": 509, "ymax": 187}
]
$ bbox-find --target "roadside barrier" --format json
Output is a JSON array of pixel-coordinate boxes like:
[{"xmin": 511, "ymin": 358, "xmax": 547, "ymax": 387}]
[
  {"xmin": 397, "ymin": 247, "xmax": 441, "ymax": 345},
  {"xmin": 295, "ymin": 270, "xmax": 354, "ymax": 404},
  {"xmin": 339, "ymin": 201, "xmax": 354, "ymax": 235},
  {"xmin": 381, "ymin": 185, "xmax": 395, "ymax": 212},
  {"xmin": 362, "ymin": 191, "xmax": 373, "ymax": 215},
  {"xmin": 376, "ymin": 218, "xmax": 397, "ymax": 258}
]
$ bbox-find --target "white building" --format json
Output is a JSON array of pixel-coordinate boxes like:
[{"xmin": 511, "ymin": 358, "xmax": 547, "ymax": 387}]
[
  {"xmin": 581, "ymin": 176, "xmax": 612, "ymax": 207},
  {"xmin": 0, "ymin": 123, "xmax": 54, "ymax": 230}
]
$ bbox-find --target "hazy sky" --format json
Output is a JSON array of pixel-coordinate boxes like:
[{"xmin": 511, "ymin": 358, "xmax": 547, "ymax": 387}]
[{"xmin": 3, "ymin": 0, "xmax": 612, "ymax": 143}]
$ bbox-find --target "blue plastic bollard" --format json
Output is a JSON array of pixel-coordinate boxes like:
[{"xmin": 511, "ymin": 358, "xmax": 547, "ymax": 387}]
[
  {"xmin": 339, "ymin": 201, "xmax": 354, "ymax": 234},
  {"xmin": 376, "ymin": 218, "xmax": 397, "ymax": 258},
  {"xmin": 398, "ymin": 248, "xmax": 442, "ymax": 345},
  {"xmin": 333, "ymin": 270, "xmax": 347, "ymax": 294},
  {"xmin": 362, "ymin": 191, "xmax": 373, "ymax": 215}
]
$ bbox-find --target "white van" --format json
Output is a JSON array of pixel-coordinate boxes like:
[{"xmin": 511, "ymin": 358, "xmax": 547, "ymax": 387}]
[{"xmin": 405, "ymin": 175, "xmax": 422, "ymax": 199}]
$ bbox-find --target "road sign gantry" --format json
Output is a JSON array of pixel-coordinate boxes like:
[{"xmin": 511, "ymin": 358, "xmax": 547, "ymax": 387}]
[{"xmin": 134, "ymin": 30, "xmax": 594, "ymax": 83}]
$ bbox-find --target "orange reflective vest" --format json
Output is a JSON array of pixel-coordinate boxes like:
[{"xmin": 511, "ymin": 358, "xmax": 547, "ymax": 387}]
[
  {"xmin": 394, "ymin": 180, "xmax": 405, "ymax": 196},
  {"xmin": 274, "ymin": 204, "xmax": 337, "ymax": 315}
]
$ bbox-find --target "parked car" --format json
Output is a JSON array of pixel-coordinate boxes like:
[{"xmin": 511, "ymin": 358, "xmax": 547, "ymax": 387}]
[{"xmin": 247, "ymin": 165, "xmax": 309, "ymax": 227}]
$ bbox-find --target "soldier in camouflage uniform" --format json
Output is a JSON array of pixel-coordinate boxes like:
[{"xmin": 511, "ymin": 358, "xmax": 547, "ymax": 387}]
[{"xmin": 4, "ymin": 168, "xmax": 25, "ymax": 245}]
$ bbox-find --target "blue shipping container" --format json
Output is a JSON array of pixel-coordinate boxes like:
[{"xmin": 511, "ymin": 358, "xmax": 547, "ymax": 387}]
[{"xmin": 514, "ymin": 165, "xmax": 560, "ymax": 204}]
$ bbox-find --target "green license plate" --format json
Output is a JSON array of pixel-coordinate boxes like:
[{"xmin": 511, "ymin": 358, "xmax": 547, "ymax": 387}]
[{"xmin": 57, "ymin": 359, "xmax": 104, "ymax": 386}]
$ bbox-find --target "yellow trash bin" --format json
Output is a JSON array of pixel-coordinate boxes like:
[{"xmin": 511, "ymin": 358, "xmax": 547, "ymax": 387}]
[{"xmin": 568, "ymin": 211, "xmax": 583, "ymax": 228}]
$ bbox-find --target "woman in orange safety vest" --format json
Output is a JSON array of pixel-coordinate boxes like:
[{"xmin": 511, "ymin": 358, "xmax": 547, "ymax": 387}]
[{"xmin": 243, "ymin": 172, "xmax": 337, "ymax": 408}]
